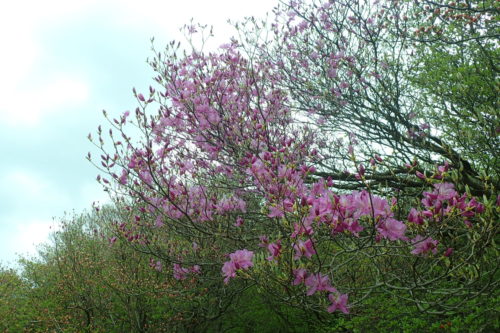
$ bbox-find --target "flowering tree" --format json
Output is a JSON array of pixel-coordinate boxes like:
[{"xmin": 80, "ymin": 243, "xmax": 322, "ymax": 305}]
[{"xmin": 89, "ymin": 0, "xmax": 498, "ymax": 323}]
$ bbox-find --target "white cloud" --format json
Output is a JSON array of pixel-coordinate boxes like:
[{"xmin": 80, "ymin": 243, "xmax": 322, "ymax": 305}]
[
  {"xmin": 0, "ymin": 0, "xmax": 275, "ymax": 128},
  {"xmin": 79, "ymin": 181, "xmax": 111, "ymax": 210},
  {"xmin": 8, "ymin": 219, "xmax": 58, "ymax": 260},
  {"xmin": 0, "ymin": 76, "xmax": 90, "ymax": 127},
  {"xmin": 0, "ymin": 170, "xmax": 62, "ymax": 264},
  {"xmin": 1, "ymin": 169, "xmax": 71, "ymax": 209},
  {"xmin": 103, "ymin": 0, "xmax": 276, "ymax": 49},
  {"xmin": 0, "ymin": 170, "xmax": 75, "ymax": 264},
  {"xmin": 0, "ymin": 0, "xmax": 98, "ymax": 86},
  {"xmin": 109, "ymin": 0, "xmax": 274, "ymax": 29},
  {"xmin": 0, "ymin": 0, "xmax": 96, "ymax": 128}
]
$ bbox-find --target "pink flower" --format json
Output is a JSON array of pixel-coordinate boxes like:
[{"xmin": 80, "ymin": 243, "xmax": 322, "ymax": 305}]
[
  {"xmin": 118, "ymin": 169, "xmax": 128, "ymax": 185},
  {"xmin": 466, "ymin": 198, "xmax": 484, "ymax": 214},
  {"xmin": 222, "ymin": 249, "xmax": 254, "ymax": 284},
  {"xmin": 346, "ymin": 219, "xmax": 363, "ymax": 235},
  {"xmin": 258, "ymin": 235, "xmax": 269, "ymax": 247},
  {"xmin": 234, "ymin": 216, "xmax": 244, "ymax": 227},
  {"xmin": 411, "ymin": 235, "xmax": 438, "ymax": 255},
  {"xmin": 293, "ymin": 239, "xmax": 316, "ymax": 260},
  {"xmin": 229, "ymin": 249, "xmax": 254, "ymax": 270},
  {"xmin": 155, "ymin": 215, "xmax": 164, "ymax": 228},
  {"xmin": 305, "ymin": 273, "xmax": 336, "ymax": 296},
  {"xmin": 416, "ymin": 171, "xmax": 426, "ymax": 179},
  {"xmin": 328, "ymin": 292, "xmax": 349, "ymax": 314},
  {"xmin": 268, "ymin": 205, "xmax": 284, "ymax": 218},
  {"xmin": 370, "ymin": 195, "xmax": 393, "ymax": 218},
  {"xmin": 173, "ymin": 264, "xmax": 190, "ymax": 280},
  {"xmin": 291, "ymin": 222, "xmax": 314, "ymax": 238},
  {"xmin": 267, "ymin": 240, "xmax": 282, "ymax": 261},
  {"xmin": 108, "ymin": 236, "xmax": 117, "ymax": 246},
  {"xmin": 377, "ymin": 218, "xmax": 407, "ymax": 241},
  {"xmin": 357, "ymin": 163, "xmax": 365, "ymax": 177},
  {"xmin": 292, "ymin": 268, "xmax": 307, "ymax": 286},
  {"xmin": 222, "ymin": 261, "xmax": 237, "ymax": 283},
  {"xmin": 433, "ymin": 183, "xmax": 457, "ymax": 201},
  {"xmin": 437, "ymin": 162, "xmax": 449, "ymax": 174},
  {"xmin": 408, "ymin": 208, "xmax": 424, "ymax": 225},
  {"xmin": 153, "ymin": 261, "xmax": 162, "ymax": 272}
]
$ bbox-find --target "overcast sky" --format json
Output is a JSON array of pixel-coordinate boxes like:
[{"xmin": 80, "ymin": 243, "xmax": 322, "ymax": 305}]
[{"xmin": 0, "ymin": 0, "xmax": 276, "ymax": 267}]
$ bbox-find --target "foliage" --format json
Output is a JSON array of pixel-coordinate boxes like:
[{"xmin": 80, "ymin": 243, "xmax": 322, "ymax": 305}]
[
  {"xmin": 0, "ymin": 264, "xmax": 34, "ymax": 331},
  {"xmin": 9, "ymin": 209, "xmax": 213, "ymax": 332}
]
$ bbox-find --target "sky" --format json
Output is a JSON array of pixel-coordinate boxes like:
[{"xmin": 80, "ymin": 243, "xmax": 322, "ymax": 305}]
[{"xmin": 0, "ymin": 0, "xmax": 276, "ymax": 267}]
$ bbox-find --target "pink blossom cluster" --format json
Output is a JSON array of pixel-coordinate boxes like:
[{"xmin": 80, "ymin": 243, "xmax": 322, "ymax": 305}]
[
  {"xmin": 411, "ymin": 235, "xmax": 439, "ymax": 256},
  {"xmin": 222, "ymin": 249, "xmax": 254, "ymax": 284},
  {"xmin": 292, "ymin": 268, "xmax": 349, "ymax": 313},
  {"xmin": 297, "ymin": 184, "xmax": 407, "ymax": 241},
  {"xmin": 142, "ymin": 185, "xmax": 247, "ymax": 224},
  {"xmin": 409, "ymin": 183, "xmax": 485, "ymax": 226},
  {"xmin": 149, "ymin": 259, "xmax": 162, "ymax": 272},
  {"xmin": 173, "ymin": 263, "xmax": 201, "ymax": 281},
  {"xmin": 267, "ymin": 240, "xmax": 282, "ymax": 261}
]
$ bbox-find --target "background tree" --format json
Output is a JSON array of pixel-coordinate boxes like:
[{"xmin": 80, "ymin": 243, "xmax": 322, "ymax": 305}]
[
  {"xmin": 243, "ymin": 0, "xmax": 498, "ymax": 197},
  {"xmin": 0, "ymin": 264, "xmax": 34, "ymax": 331},
  {"xmin": 405, "ymin": 0, "xmax": 499, "ymax": 189}
]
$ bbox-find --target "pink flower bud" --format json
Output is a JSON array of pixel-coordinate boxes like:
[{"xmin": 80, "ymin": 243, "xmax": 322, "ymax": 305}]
[
  {"xmin": 358, "ymin": 164, "xmax": 365, "ymax": 176},
  {"xmin": 416, "ymin": 171, "xmax": 426, "ymax": 179}
]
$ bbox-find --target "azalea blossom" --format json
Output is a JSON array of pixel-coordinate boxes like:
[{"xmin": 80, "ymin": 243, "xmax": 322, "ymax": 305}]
[
  {"xmin": 293, "ymin": 239, "xmax": 316, "ymax": 260},
  {"xmin": 268, "ymin": 205, "xmax": 285, "ymax": 218},
  {"xmin": 422, "ymin": 183, "xmax": 458, "ymax": 209},
  {"xmin": 173, "ymin": 264, "xmax": 190, "ymax": 280},
  {"xmin": 234, "ymin": 216, "xmax": 244, "ymax": 227},
  {"xmin": 411, "ymin": 235, "xmax": 438, "ymax": 255},
  {"xmin": 305, "ymin": 273, "xmax": 336, "ymax": 296},
  {"xmin": 292, "ymin": 268, "xmax": 308, "ymax": 286},
  {"xmin": 291, "ymin": 222, "xmax": 314, "ymax": 238},
  {"xmin": 267, "ymin": 241, "xmax": 282, "ymax": 261},
  {"xmin": 408, "ymin": 208, "xmax": 424, "ymax": 225},
  {"xmin": 258, "ymin": 236, "xmax": 269, "ymax": 248},
  {"xmin": 433, "ymin": 183, "xmax": 457, "ymax": 201},
  {"xmin": 377, "ymin": 218, "xmax": 407, "ymax": 241},
  {"xmin": 328, "ymin": 292, "xmax": 349, "ymax": 314},
  {"xmin": 222, "ymin": 249, "xmax": 254, "ymax": 283},
  {"xmin": 108, "ymin": 236, "xmax": 117, "ymax": 246},
  {"xmin": 153, "ymin": 261, "xmax": 162, "ymax": 272}
]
